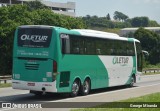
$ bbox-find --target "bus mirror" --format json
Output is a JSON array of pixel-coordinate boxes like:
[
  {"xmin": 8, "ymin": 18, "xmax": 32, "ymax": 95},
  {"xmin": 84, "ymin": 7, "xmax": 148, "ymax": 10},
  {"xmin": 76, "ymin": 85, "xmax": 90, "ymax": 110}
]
[{"xmin": 142, "ymin": 50, "xmax": 149, "ymax": 56}]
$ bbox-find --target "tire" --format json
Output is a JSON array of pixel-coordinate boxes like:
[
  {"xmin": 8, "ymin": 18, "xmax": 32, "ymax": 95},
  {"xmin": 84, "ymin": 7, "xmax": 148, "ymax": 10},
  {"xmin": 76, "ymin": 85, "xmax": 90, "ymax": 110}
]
[
  {"xmin": 81, "ymin": 79, "xmax": 90, "ymax": 96},
  {"xmin": 70, "ymin": 80, "xmax": 80, "ymax": 97},
  {"xmin": 129, "ymin": 76, "xmax": 135, "ymax": 87}
]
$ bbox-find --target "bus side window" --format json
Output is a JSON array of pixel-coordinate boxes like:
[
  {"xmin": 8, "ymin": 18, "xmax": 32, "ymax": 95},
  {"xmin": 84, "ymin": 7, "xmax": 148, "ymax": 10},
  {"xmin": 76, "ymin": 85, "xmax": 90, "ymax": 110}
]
[
  {"xmin": 61, "ymin": 35, "xmax": 70, "ymax": 54},
  {"xmin": 85, "ymin": 38, "xmax": 96, "ymax": 55},
  {"xmin": 70, "ymin": 35, "xmax": 85, "ymax": 54}
]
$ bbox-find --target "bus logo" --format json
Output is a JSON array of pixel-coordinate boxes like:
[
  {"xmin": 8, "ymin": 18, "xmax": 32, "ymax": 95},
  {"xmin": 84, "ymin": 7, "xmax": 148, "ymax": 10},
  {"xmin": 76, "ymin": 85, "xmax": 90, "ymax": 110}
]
[
  {"xmin": 60, "ymin": 34, "xmax": 69, "ymax": 39},
  {"xmin": 113, "ymin": 57, "xmax": 129, "ymax": 66},
  {"xmin": 21, "ymin": 34, "xmax": 48, "ymax": 43}
]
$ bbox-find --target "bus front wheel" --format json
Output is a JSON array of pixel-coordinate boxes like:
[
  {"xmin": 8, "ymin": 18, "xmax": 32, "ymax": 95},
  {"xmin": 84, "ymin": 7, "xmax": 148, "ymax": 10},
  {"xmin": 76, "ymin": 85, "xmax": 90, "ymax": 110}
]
[
  {"xmin": 129, "ymin": 75, "xmax": 135, "ymax": 87},
  {"xmin": 70, "ymin": 80, "xmax": 80, "ymax": 97}
]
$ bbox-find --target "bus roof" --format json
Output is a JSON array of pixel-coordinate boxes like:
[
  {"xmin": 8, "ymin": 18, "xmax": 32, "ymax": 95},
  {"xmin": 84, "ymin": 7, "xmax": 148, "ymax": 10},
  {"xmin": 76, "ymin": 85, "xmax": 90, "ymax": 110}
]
[
  {"xmin": 18, "ymin": 25, "xmax": 53, "ymax": 29},
  {"xmin": 72, "ymin": 29, "xmax": 127, "ymax": 40},
  {"xmin": 17, "ymin": 25, "xmax": 140, "ymax": 42},
  {"xmin": 72, "ymin": 29, "xmax": 140, "ymax": 42}
]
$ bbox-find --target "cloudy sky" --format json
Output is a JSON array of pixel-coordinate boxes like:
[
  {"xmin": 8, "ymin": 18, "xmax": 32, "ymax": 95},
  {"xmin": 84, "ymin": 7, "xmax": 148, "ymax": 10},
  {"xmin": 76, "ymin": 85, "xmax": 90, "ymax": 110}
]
[{"xmin": 48, "ymin": 0, "xmax": 160, "ymax": 23}]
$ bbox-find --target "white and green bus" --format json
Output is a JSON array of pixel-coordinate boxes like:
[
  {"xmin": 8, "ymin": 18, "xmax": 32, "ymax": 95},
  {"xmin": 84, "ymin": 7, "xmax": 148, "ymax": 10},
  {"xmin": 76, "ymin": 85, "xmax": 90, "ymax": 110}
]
[{"xmin": 12, "ymin": 25, "xmax": 142, "ymax": 97}]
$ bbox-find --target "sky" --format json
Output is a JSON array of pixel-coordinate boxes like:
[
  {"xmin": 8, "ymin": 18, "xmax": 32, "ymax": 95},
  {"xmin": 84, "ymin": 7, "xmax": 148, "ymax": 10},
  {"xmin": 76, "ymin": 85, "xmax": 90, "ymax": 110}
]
[{"xmin": 47, "ymin": 0, "xmax": 160, "ymax": 23}]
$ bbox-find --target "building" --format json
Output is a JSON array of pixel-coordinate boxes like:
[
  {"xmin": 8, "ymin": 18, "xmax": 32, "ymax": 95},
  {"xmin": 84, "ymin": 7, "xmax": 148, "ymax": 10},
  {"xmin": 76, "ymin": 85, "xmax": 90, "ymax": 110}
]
[
  {"xmin": 0, "ymin": 0, "xmax": 76, "ymax": 17},
  {"xmin": 41, "ymin": 1, "xmax": 75, "ymax": 17},
  {"xmin": 120, "ymin": 27, "xmax": 160, "ymax": 36}
]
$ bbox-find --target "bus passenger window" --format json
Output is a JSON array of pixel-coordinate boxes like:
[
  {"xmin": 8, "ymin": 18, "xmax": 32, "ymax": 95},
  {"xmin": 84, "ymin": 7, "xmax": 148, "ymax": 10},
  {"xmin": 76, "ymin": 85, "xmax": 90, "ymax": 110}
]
[{"xmin": 70, "ymin": 35, "xmax": 85, "ymax": 54}]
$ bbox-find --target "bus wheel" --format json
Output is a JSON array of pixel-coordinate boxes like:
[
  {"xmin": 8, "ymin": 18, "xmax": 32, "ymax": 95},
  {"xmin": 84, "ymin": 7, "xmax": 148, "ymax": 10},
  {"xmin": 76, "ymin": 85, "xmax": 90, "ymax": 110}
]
[
  {"xmin": 129, "ymin": 76, "xmax": 135, "ymax": 87},
  {"xmin": 81, "ymin": 79, "xmax": 90, "ymax": 96},
  {"xmin": 70, "ymin": 80, "xmax": 80, "ymax": 97}
]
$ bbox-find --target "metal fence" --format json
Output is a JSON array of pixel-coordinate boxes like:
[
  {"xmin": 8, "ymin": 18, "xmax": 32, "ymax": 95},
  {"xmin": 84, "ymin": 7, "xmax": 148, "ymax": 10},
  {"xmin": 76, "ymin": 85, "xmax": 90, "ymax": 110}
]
[
  {"xmin": 0, "ymin": 75, "xmax": 11, "ymax": 84},
  {"xmin": 143, "ymin": 68, "xmax": 160, "ymax": 74}
]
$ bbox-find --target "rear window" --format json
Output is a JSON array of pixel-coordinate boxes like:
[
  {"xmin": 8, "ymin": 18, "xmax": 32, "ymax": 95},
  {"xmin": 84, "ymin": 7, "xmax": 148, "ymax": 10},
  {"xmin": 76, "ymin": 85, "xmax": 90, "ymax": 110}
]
[{"xmin": 18, "ymin": 28, "xmax": 52, "ymax": 48}]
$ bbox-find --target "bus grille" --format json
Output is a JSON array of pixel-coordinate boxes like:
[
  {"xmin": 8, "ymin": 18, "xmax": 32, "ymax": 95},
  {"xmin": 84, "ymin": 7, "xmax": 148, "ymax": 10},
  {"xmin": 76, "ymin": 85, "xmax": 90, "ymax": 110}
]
[{"xmin": 25, "ymin": 63, "xmax": 39, "ymax": 70}]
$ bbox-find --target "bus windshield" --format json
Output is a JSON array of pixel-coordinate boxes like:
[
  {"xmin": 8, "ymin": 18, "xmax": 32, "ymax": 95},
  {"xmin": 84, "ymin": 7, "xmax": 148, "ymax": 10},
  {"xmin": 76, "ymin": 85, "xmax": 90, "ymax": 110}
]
[{"xmin": 18, "ymin": 28, "xmax": 52, "ymax": 48}]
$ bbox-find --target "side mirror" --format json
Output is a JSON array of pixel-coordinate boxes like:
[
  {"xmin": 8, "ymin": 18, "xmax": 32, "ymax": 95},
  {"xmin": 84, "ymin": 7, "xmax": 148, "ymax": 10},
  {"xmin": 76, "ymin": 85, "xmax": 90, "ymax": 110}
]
[{"xmin": 142, "ymin": 50, "xmax": 149, "ymax": 56}]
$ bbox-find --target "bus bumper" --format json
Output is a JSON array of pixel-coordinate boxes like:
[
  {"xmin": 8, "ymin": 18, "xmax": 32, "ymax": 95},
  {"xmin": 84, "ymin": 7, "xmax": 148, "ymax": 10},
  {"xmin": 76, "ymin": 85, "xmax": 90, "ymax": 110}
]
[{"xmin": 12, "ymin": 80, "xmax": 57, "ymax": 92}]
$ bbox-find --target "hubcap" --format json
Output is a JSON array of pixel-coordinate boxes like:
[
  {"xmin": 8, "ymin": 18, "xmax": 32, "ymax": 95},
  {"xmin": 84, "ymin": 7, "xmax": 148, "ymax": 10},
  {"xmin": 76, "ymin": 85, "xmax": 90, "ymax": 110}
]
[
  {"xmin": 84, "ymin": 81, "xmax": 89, "ymax": 93},
  {"xmin": 72, "ymin": 82, "xmax": 79, "ymax": 94}
]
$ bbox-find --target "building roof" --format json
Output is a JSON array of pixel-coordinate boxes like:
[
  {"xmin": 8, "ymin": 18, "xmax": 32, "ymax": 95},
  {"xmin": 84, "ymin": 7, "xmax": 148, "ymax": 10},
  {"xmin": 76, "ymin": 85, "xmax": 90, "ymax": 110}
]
[{"xmin": 121, "ymin": 27, "xmax": 160, "ymax": 31}]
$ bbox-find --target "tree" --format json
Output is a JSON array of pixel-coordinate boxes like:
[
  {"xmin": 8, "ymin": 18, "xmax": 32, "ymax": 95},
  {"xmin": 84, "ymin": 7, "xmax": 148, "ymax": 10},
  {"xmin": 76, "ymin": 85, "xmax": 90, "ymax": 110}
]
[
  {"xmin": 25, "ymin": 0, "xmax": 49, "ymax": 11},
  {"xmin": 149, "ymin": 20, "xmax": 160, "ymax": 27},
  {"xmin": 0, "ymin": 3, "xmax": 86, "ymax": 75},
  {"xmin": 113, "ymin": 11, "xmax": 128, "ymax": 22},
  {"xmin": 131, "ymin": 17, "xmax": 149, "ymax": 27},
  {"xmin": 134, "ymin": 28, "xmax": 160, "ymax": 64},
  {"xmin": 106, "ymin": 13, "xmax": 111, "ymax": 20}
]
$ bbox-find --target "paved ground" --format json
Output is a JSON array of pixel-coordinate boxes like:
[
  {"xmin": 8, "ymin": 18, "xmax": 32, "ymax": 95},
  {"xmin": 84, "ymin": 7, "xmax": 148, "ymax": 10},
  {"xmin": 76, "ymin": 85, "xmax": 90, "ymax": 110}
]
[{"xmin": 0, "ymin": 74, "xmax": 160, "ymax": 111}]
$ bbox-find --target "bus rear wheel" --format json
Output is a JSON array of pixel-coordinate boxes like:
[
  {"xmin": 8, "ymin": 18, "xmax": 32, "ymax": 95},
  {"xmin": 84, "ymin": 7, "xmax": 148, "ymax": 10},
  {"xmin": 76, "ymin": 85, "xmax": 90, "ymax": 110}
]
[
  {"xmin": 70, "ymin": 80, "xmax": 80, "ymax": 97},
  {"xmin": 81, "ymin": 79, "xmax": 90, "ymax": 96}
]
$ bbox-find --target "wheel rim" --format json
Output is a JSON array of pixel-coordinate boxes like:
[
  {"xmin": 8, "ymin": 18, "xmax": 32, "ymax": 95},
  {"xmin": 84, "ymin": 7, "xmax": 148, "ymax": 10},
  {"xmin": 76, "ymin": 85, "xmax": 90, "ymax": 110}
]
[
  {"xmin": 72, "ymin": 82, "xmax": 79, "ymax": 94},
  {"xmin": 84, "ymin": 81, "xmax": 89, "ymax": 93}
]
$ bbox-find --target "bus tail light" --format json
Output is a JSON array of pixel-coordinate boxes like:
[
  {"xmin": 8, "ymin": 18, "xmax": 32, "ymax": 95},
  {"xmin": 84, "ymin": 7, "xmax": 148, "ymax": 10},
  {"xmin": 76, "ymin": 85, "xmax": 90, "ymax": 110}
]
[{"xmin": 53, "ymin": 60, "xmax": 57, "ymax": 73}]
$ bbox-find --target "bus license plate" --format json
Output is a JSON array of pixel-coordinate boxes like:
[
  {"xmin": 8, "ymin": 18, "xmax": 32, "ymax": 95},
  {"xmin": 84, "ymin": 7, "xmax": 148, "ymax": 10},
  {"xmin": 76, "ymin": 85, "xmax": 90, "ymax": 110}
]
[{"xmin": 27, "ymin": 83, "xmax": 35, "ymax": 86}]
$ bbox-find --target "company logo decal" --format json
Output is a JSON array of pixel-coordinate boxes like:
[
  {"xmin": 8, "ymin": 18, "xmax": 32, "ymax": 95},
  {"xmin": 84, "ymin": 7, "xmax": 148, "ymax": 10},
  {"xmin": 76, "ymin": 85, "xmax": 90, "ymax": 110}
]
[
  {"xmin": 113, "ymin": 57, "xmax": 129, "ymax": 66},
  {"xmin": 60, "ymin": 34, "xmax": 69, "ymax": 39},
  {"xmin": 21, "ymin": 34, "xmax": 48, "ymax": 42}
]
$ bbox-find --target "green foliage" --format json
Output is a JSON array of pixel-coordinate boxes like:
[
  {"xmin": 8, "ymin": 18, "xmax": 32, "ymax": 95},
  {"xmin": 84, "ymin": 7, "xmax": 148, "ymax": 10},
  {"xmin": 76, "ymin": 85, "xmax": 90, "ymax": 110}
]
[
  {"xmin": 82, "ymin": 13, "xmax": 159, "ymax": 31},
  {"xmin": 113, "ymin": 11, "xmax": 128, "ymax": 22},
  {"xmin": 25, "ymin": 0, "xmax": 49, "ymax": 11},
  {"xmin": 106, "ymin": 13, "xmax": 111, "ymax": 20},
  {"xmin": 144, "ymin": 62, "xmax": 160, "ymax": 69},
  {"xmin": 0, "ymin": 2, "xmax": 86, "ymax": 75},
  {"xmin": 149, "ymin": 20, "xmax": 160, "ymax": 27},
  {"xmin": 131, "ymin": 17, "xmax": 149, "ymax": 27},
  {"xmin": 0, "ymin": 83, "xmax": 11, "ymax": 88},
  {"xmin": 82, "ymin": 15, "xmax": 131, "ymax": 29},
  {"xmin": 134, "ymin": 28, "xmax": 160, "ymax": 64}
]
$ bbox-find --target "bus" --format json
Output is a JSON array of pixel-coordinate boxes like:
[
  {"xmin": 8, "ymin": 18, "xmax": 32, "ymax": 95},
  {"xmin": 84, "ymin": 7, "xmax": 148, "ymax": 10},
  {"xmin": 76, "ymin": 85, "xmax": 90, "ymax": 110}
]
[{"xmin": 12, "ymin": 25, "xmax": 143, "ymax": 97}]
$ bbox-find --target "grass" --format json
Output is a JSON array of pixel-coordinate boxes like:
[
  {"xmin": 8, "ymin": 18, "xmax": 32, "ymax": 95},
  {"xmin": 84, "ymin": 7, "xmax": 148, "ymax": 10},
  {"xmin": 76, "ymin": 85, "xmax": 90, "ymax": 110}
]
[
  {"xmin": 143, "ymin": 63, "xmax": 160, "ymax": 70},
  {"xmin": 72, "ymin": 93, "xmax": 160, "ymax": 111},
  {"xmin": 0, "ymin": 83, "xmax": 11, "ymax": 88}
]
